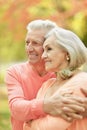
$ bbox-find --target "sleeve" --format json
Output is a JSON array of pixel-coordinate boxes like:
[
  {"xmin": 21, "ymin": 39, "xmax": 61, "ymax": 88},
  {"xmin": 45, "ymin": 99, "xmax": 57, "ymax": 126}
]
[{"xmin": 5, "ymin": 67, "xmax": 46, "ymax": 122}]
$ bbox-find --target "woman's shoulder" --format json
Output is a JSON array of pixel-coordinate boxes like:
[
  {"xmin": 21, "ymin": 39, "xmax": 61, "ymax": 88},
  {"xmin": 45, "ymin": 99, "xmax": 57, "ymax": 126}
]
[{"xmin": 74, "ymin": 71, "xmax": 87, "ymax": 81}]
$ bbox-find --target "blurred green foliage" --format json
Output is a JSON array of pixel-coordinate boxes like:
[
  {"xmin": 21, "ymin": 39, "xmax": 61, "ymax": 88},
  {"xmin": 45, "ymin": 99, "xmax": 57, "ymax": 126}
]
[
  {"xmin": 0, "ymin": 98, "xmax": 11, "ymax": 130},
  {"xmin": 0, "ymin": 0, "xmax": 87, "ymax": 64}
]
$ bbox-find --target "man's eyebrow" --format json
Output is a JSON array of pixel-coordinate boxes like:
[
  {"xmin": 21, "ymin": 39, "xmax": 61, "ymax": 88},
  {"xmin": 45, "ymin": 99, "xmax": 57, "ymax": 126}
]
[
  {"xmin": 35, "ymin": 38, "xmax": 45, "ymax": 44},
  {"xmin": 25, "ymin": 39, "xmax": 29, "ymax": 43}
]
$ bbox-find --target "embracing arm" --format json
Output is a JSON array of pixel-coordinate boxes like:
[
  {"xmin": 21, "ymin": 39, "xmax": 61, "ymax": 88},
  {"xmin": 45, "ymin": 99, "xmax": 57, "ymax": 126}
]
[
  {"xmin": 5, "ymin": 67, "xmax": 45, "ymax": 122},
  {"xmin": 23, "ymin": 81, "xmax": 72, "ymax": 130}
]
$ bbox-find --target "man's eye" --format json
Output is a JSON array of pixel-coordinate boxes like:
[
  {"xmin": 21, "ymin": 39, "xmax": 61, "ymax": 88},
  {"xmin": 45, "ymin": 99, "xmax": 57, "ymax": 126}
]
[
  {"xmin": 33, "ymin": 41, "xmax": 41, "ymax": 46},
  {"xmin": 25, "ymin": 41, "xmax": 30, "ymax": 46},
  {"xmin": 33, "ymin": 42, "xmax": 37, "ymax": 45}
]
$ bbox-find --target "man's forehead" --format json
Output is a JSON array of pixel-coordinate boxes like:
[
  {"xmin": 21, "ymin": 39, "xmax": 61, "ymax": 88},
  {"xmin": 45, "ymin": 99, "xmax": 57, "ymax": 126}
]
[
  {"xmin": 26, "ymin": 30, "xmax": 45, "ymax": 44},
  {"xmin": 27, "ymin": 30, "xmax": 46, "ymax": 35},
  {"xmin": 27, "ymin": 30, "xmax": 45, "ymax": 38}
]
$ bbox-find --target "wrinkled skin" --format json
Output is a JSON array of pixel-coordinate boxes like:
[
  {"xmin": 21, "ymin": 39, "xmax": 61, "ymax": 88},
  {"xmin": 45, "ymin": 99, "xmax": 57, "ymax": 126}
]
[{"xmin": 44, "ymin": 88, "xmax": 87, "ymax": 121}]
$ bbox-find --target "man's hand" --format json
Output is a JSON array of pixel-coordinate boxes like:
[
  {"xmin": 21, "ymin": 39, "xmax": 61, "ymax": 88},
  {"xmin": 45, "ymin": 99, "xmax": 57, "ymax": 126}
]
[
  {"xmin": 43, "ymin": 95, "xmax": 72, "ymax": 121},
  {"xmin": 80, "ymin": 87, "xmax": 87, "ymax": 117},
  {"xmin": 43, "ymin": 94, "xmax": 85, "ymax": 122},
  {"xmin": 62, "ymin": 87, "xmax": 87, "ymax": 119}
]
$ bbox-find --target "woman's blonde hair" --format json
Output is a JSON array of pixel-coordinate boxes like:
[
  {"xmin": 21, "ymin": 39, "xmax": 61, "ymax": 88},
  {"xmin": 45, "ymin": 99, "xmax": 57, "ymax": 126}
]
[
  {"xmin": 46, "ymin": 27, "xmax": 87, "ymax": 69},
  {"xmin": 45, "ymin": 27, "xmax": 87, "ymax": 79}
]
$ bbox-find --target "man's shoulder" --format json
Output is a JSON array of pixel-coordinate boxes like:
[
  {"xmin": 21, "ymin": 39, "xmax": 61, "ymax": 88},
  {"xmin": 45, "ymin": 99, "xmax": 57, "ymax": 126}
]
[{"xmin": 7, "ymin": 61, "xmax": 29, "ymax": 73}]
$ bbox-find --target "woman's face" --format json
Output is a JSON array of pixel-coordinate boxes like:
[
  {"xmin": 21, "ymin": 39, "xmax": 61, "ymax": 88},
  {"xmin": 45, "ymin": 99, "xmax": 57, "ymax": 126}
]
[{"xmin": 42, "ymin": 35, "xmax": 67, "ymax": 72}]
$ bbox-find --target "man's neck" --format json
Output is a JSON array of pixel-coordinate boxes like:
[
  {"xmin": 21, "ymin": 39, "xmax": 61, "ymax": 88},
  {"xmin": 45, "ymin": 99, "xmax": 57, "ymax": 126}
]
[{"xmin": 31, "ymin": 63, "xmax": 47, "ymax": 76}]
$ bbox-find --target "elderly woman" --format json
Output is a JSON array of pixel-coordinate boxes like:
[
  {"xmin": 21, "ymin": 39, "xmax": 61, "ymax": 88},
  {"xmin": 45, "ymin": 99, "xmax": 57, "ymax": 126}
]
[{"xmin": 23, "ymin": 27, "xmax": 87, "ymax": 130}]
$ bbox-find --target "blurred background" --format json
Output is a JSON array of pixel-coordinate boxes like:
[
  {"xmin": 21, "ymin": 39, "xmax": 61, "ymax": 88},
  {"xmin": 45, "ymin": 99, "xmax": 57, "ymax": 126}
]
[{"xmin": 0, "ymin": 0, "xmax": 87, "ymax": 130}]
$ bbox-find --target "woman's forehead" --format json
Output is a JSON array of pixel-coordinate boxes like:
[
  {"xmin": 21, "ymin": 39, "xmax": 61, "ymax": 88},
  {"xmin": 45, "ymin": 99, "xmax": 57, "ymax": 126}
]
[{"xmin": 44, "ymin": 35, "xmax": 56, "ymax": 44}]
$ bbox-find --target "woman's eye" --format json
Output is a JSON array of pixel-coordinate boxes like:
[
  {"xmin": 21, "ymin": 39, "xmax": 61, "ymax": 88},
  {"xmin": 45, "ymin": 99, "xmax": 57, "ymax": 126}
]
[{"xmin": 47, "ymin": 47, "xmax": 52, "ymax": 51}]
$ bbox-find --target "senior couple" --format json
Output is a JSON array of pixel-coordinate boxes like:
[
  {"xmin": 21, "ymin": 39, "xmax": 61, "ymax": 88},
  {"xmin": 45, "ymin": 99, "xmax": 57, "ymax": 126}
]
[{"xmin": 5, "ymin": 19, "xmax": 87, "ymax": 130}]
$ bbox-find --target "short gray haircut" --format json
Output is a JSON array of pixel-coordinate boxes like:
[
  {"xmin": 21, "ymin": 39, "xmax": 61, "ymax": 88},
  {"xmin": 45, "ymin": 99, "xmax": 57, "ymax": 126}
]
[
  {"xmin": 45, "ymin": 27, "xmax": 87, "ymax": 69},
  {"xmin": 27, "ymin": 19, "xmax": 57, "ymax": 34}
]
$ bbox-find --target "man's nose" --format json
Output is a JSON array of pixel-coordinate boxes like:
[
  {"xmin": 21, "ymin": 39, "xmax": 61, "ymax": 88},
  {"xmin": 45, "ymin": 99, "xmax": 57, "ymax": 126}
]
[{"xmin": 27, "ymin": 43, "xmax": 34, "ymax": 51}]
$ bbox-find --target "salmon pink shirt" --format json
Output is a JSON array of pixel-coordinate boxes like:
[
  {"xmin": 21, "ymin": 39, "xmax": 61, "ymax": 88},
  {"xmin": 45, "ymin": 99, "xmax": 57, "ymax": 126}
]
[{"xmin": 5, "ymin": 61, "xmax": 55, "ymax": 130}]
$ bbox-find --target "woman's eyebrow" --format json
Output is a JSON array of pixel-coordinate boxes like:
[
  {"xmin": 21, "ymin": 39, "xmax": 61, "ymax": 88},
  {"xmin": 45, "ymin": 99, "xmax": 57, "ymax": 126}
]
[{"xmin": 43, "ymin": 44, "xmax": 49, "ymax": 49}]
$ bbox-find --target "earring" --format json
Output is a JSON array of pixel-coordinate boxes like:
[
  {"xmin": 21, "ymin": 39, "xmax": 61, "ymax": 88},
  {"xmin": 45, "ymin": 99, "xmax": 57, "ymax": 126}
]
[{"xmin": 66, "ymin": 56, "xmax": 70, "ymax": 61}]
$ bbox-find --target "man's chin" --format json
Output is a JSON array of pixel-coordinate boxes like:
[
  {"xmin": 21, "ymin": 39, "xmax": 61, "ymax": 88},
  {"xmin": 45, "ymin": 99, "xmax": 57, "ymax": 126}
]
[{"xmin": 29, "ymin": 60, "xmax": 39, "ymax": 65}]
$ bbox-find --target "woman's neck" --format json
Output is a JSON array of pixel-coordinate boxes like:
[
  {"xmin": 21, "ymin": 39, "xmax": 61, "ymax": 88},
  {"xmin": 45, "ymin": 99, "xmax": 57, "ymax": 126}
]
[{"xmin": 56, "ymin": 68, "xmax": 81, "ymax": 81}]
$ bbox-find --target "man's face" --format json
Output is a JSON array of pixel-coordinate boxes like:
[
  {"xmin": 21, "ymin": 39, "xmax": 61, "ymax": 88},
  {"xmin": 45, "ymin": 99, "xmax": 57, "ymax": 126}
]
[{"xmin": 25, "ymin": 30, "xmax": 45, "ymax": 65}]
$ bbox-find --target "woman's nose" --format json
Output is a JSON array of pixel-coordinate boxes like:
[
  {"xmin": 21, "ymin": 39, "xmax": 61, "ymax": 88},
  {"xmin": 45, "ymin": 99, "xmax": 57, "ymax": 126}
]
[{"xmin": 42, "ymin": 52, "xmax": 47, "ymax": 59}]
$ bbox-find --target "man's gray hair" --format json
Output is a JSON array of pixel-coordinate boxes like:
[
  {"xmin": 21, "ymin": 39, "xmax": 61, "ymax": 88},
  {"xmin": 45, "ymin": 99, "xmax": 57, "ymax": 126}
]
[{"xmin": 27, "ymin": 19, "xmax": 57, "ymax": 33}]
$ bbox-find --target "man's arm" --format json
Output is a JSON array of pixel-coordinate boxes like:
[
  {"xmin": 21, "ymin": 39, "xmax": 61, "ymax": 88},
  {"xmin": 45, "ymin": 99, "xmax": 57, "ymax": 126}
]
[{"xmin": 5, "ymin": 67, "xmax": 45, "ymax": 121}]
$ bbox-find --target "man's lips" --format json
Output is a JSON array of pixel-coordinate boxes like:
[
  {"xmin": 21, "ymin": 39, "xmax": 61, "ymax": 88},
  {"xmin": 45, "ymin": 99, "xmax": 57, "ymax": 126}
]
[{"xmin": 29, "ymin": 54, "xmax": 38, "ymax": 59}]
